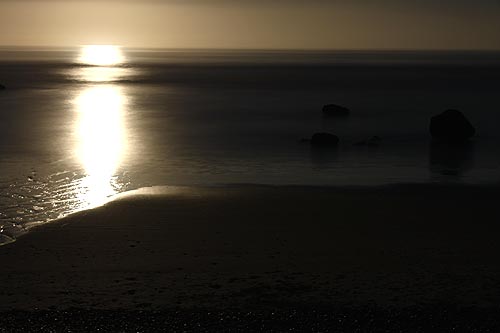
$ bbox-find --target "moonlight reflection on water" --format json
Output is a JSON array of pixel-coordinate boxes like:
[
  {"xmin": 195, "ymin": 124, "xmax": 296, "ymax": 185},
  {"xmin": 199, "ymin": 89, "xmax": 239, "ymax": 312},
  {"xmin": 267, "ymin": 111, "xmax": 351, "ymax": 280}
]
[
  {"xmin": 73, "ymin": 85, "xmax": 127, "ymax": 208},
  {"xmin": 0, "ymin": 46, "xmax": 133, "ymax": 243},
  {"xmin": 71, "ymin": 45, "xmax": 129, "ymax": 209}
]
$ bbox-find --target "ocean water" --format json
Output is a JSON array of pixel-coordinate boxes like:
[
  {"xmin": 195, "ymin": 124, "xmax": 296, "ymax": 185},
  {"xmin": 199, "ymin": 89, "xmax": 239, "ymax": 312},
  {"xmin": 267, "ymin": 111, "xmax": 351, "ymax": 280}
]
[{"xmin": 1, "ymin": 47, "xmax": 500, "ymax": 242}]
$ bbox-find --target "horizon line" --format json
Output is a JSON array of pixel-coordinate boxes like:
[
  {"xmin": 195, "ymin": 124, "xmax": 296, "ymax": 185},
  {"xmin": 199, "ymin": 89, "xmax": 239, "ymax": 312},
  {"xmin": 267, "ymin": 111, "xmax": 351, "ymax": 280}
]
[{"xmin": 1, "ymin": 45, "xmax": 500, "ymax": 53}]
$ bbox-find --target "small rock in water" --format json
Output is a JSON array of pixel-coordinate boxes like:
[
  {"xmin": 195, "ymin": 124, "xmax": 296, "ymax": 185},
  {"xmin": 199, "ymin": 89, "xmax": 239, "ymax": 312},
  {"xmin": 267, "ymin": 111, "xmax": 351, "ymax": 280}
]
[
  {"xmin": 429, "ymin": 109, "xmax": 475, "ymax": 142},
  {"xmin": 310, "ymin": 132, "xmax": 339, "ymax": 147},
  {"xmin": 322, "ymin": 104, "xmax": 350, "ymax": 117},
  {"xmin": 0, "ymin": 83, "xmax": 5, "ymax": 90}
]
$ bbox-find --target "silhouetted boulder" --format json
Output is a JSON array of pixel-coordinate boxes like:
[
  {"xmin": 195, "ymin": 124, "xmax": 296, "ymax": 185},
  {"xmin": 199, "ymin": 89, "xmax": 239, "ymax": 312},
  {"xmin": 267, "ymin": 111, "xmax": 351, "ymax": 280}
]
[
  {"xmin": 430, "ymin": 110, "xmax": 475, "ymax": 142},
  {"xmin": 322, "ymin": 104, "xmax": 350, "ymax": 117},
  {"xmin": 310, "ymin": 132, "xmax": 339, "ymax": 147}
]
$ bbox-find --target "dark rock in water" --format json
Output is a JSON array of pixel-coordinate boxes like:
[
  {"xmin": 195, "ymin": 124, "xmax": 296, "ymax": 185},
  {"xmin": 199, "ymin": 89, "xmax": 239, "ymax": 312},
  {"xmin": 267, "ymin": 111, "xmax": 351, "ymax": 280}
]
[
  {"xmin": 354, "ymin": 136, "xmax": 381, "ymax": 147},
  {"xmin": 429, "ymin": 110, "xmax": 475, "ymax": 142},
  {"xmin": 0, "ymin": 83, "xmax": 5, "ymax": 90},
  {"xmin": 310, "ymin": 132, "xmax": 339, "ymax": 147},
  {"xmin": 322, "ymin": 104, "xmax": 350, "ymax": 117}
]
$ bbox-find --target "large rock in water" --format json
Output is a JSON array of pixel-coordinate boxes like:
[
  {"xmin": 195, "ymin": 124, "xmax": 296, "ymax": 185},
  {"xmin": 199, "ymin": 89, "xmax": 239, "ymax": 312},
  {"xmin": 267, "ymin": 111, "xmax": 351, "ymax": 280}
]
[
  {"xmin": 430, "ymin": 110, "xmax": 475, "ymax": 142},
  {"xmin": 322, "ymin": 104, "xmax": 350, "ymax": 117},
  {"xmin": 310, "ymin": 132, "xmax": 339, "ymax": 147}
]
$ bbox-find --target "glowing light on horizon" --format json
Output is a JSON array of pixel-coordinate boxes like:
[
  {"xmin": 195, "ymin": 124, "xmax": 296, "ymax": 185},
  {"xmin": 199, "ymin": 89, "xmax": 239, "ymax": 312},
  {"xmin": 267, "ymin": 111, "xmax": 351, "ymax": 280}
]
[
  {"xmin": 78, "ymin": 66, "xmax": 129, "ymax": 82},
  {"xmin": 78, "ymin": 45, "xmax": 125, "ymax": 66}
]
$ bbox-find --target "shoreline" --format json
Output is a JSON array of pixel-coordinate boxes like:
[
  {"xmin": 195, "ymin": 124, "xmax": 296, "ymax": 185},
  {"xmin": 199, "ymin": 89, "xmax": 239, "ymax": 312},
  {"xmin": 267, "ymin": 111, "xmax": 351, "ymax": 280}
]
[
  {"xmin": 1, "ymin": 183, "xmax": 500, "ymax": 329},
  {"xmin": 4, "ymin": 181, "xmax": 500, "ymax": 246}
]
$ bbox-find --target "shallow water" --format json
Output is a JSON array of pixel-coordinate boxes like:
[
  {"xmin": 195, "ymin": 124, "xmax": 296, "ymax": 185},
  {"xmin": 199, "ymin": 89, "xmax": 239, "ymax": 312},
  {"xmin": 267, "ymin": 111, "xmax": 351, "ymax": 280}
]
[{"xmin": 1, "ymin": 47, "xmax": 500, "ymax": 241}]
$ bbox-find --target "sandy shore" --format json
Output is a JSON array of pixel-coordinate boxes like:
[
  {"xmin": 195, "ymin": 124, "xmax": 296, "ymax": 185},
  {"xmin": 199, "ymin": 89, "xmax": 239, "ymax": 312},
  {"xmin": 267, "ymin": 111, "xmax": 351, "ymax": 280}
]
[{"xmin": 1, "ymin": 184, "xmax": 500, "ymax": 330}]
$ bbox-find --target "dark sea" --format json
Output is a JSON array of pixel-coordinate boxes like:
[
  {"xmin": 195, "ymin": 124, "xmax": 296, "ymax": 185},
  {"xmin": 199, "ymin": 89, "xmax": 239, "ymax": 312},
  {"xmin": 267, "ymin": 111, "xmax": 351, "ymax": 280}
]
[{"xmin": 1, "ymin": 47, "xmax": 500, "ymax": 243}]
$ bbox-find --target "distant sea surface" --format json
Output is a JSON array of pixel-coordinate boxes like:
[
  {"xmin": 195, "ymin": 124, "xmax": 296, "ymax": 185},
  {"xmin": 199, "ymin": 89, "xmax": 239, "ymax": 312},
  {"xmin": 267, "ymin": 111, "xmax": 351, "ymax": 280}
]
[{"xmin": 1, "ymin": 47, "xmax": 500, "ymax": 241}]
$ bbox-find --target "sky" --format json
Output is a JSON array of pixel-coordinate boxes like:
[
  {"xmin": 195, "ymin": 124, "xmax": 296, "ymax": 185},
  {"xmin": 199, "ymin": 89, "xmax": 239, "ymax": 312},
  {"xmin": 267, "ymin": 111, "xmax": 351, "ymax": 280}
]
[{"xmin": 0, "ymin": 0, "xmax": 499, "ymax": 50}]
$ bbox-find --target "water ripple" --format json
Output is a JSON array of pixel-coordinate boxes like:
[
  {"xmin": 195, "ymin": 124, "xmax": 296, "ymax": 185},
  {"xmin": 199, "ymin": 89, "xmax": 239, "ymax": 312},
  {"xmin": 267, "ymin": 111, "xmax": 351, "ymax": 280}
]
[{"xmin": 0, "ymin": 171, "xmax": 131, "ymax": 245}]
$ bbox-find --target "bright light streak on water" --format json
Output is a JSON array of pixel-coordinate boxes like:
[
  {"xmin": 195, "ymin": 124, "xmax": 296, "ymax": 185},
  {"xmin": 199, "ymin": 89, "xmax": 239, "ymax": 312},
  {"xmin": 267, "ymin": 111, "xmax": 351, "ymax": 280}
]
[
  {"xmin": 0, "ymin": 46, "xmax": 133, "ymax": 244},
  {"xmin": 73, "ymin": 85, "xmax": 127, "ymax": 209}
]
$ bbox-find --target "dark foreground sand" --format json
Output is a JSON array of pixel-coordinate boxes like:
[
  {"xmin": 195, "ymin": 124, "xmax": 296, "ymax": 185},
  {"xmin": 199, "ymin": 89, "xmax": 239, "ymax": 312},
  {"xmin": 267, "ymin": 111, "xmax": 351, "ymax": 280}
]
[{"xmin": 1, "ymin": 184, "xmax": 500, "ymax": 331}]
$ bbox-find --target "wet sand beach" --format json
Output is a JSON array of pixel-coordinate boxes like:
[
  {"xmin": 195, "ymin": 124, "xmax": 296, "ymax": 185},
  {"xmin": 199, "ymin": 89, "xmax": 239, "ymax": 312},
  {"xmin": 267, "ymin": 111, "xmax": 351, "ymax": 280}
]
[{"xmin": 1, "ymin": 184, "xmax": 500, "ymax": 330}]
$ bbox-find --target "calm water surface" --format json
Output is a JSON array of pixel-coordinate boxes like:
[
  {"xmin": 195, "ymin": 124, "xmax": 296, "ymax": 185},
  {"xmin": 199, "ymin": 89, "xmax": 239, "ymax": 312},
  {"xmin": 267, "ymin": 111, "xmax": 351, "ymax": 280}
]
[{"xmin": 1, "ymin": 47, "xmax": 500, "ymax": 242}]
